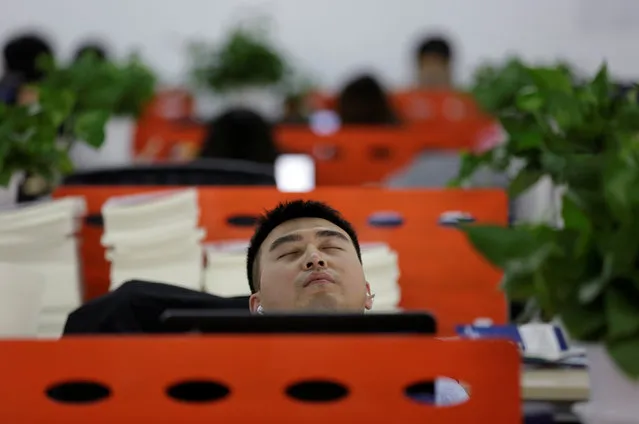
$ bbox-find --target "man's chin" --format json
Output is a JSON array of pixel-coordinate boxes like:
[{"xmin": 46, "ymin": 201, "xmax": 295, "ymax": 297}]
[{"xmin": 301, "ymin": 292, "xmax": 341, "ymax": 312}]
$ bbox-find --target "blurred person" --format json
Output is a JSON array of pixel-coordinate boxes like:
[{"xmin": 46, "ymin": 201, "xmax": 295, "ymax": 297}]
[
  {"xmin": 336, "ymin": 74, "xmax": 400, "ymax": 125},
  {"xmin": 198, "ymin": 108, "xmax": 279, "ymax": 165},
  {"xmin": 0, "ymin": 33, "xmax": 53, "ymax": 105},
  {"xmin": 415, "ymin": 36, "xmax": 453, "ymax": 89},
  {"xmin": 73, "ymin": 42, "xmax": 108, "ymax": 62}
]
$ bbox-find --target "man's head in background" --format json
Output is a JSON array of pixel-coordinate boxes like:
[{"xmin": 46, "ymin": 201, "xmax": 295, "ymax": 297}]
[
  {"xmin": 199, "ymin": 108, "xmax": 279, "ymax": 165},
  {"xmin": 3, "ymin": 33, "xmax": 53, "ymax": 83},
  {"xmin": 415, "ymin": 36, "xmax": 453, "ymax": 89},
  {"xmin": 1, "ymin": 33, "xmax": 53, "ymax": 105},
  {"xmin": 246, "ymin": 200, "xmax": 373, "ymax": 313}
]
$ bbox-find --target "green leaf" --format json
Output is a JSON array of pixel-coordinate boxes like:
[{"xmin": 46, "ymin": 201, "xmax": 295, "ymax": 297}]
[
  {"xmin": 561, "ymin": 192, "xmax": 591, "ymax": 256},
  {"xmin": 606, "ymin": 287, "xmax": 639, "ymax": 341},
  {"xmin": 459, "ymin": 224, "xmax": 553, "ymax": 269},
  {"xmin": 512, "ymin": 130, "xmax": 544, "ymax": 150},
  {"xmin": 579, "ymin": 253, "xmax": 613, "ymax": 303},
  {"xmin": 56, "ymin": 151, "xmax": 75, "ymax": 175},
  {"xmin": 606, "ymin": 338, "xmax": 639, "ymax": 379},
  {"xmin": 560, "ymin": 297, "xmax": 607, "ymax": 341},
  {"xmin": 591, "ymin": 63, "xmax": 610, "ymax": 104},
  {"xmin": 449, "ymin": 150, "xmax": 496, "ymax": 187},
  {"xmin": 39, "ymin": 88, "xmax": 76, "ymax": 127},
  {"xmin": 500, "ymin": 271, "xmax": 536, "ymax": 300},
  {"xmin": 516, "ymin": 88, "xmax": 544, "ymax": 112},
  {"xmin": 509, "ymin": 168, "xmax": 544, "ymax": 197},
  {"xmin": 0, "ymin": 170, "xmax": 13, "ymax": 186},
  {"xmin": 73, "ymin": 110, "xmax": 110, "ymax": 148},
  {"xmin": 603, "ymin": 164, "xmax": 639, "ymax": 225},
  {"xmin": 529, "ymin": 67, "xmax": 573, "ymax": 94},
  {"xmin": 546, "ymin": 92, "xmax": 584, "ymax": 132}
]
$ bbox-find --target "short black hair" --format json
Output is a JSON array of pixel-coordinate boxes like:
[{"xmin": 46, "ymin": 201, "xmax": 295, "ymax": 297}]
[
  {"xmin": 416, "ymin": 36, "xmax": 453, "ymax": 62},
  {"xmin": 199, "ymin": 108, "xmax": 279, "ymax": 165},
  {"xmin": 3, "ymin": 33, "xmax": 54, "ymax": 82},
  {"xmin": 246, "ymin": 200, "xmax": 362, "ymax": 293},
  {"xmin": 337, "ymin": 74, "xmax": 399, "ymax": 125}
]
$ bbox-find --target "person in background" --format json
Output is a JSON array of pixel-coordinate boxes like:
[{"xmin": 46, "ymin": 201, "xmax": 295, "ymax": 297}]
[
  {"xmin": 0, "ymin": 33, "xmax": 53, "ymax": 105},
  {"xmin": 336, "ymin": 74, "xmax": 400, "ymax": 125},
  {"xmin": 198, "ymin": 108, "xmax": 279, "ymax": 165},
  {"xmin": 73, "ymin": 42, "xmax": 108, "ymax": 62},
  {"xmin": 0, "ymin": 33, "xmax": 56, "ymax": 202},
  {"xmin": 415, "ymin": 36, "xmax": 454, "ymax": 89}
]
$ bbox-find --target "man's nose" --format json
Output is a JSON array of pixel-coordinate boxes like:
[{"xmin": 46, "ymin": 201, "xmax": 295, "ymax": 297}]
[{"xmin": 303, "ymin": 250, "xmax": 326, "ymax": 270}]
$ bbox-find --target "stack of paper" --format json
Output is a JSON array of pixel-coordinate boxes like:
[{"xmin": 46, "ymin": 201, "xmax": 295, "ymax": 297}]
[
  {"xmin": 360, "ymin": 243, "xmax": 401, "ymax": 311},
  {"xmin": 101, "ymin": 189, "xmax": 205, "ymax": 292},
  {"xmin": 0, "ymin": 197, "xmax": 86, "ymax": 338},
  {"xmin": 0, "ymin": 263, "xmax": 45, "ymax": 337},
  {"xmin": 203, "ymin": 241, "xmax": 401, "ymax": 310}
]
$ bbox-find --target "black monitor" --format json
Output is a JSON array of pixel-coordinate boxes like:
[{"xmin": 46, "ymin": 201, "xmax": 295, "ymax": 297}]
[{"xmin": 159, "ymin": 310, "xmax": 436, "ymax": 335}]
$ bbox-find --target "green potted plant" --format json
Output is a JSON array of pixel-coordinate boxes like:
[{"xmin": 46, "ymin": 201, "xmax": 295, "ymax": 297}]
[
  {"xmin": 451, "ymin": 61, "xmax": 639, "ymax": 417},
  {"xmin": 37, "ymin": 52, "xmax": 156, "ymax": 169},
  {"xmin": 188, "ymin": 21, "xmax": 287, "ymax": 119},
  {"xmin": 0, "ymin": 101, "xmax": 75, "ymax": 206}
]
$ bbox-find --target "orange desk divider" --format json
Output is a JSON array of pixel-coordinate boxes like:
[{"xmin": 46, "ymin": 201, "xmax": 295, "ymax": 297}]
[
  {"xmin": 54, "ymin": 187, "xmax": 508, "ymax": 335},
  {"xmin": 0, "ymin": 337, "xmax": 521, "ymax": 423},
  {"xmin": 134, "ymin": 120, "xmax": 205, "ymax": 162},
  {"xmin": 277, "ymin": 127, "xmax": 424, "ymax": 186}
]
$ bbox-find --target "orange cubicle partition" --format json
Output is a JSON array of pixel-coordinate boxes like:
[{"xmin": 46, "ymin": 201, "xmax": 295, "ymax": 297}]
[
  {"xmin": 276, "ymin": 127, "xmax": 426, "ymax": 185},
  {"xmin": 131, "ymin": 90, "xmax": 494, "ymax": 185},
  {"xmin": 133, "ymin": 88, "xmax": 202, "ymax": 162},
  {"xmin": 132, "ymin": 125, "xmax": 471, "ymax": 186},
  {"xmin": 0, "ymin": 337, "xmax": 521, "ymax": 423},
  {"xmin": 54, "ymin": 187, "xmax": 509, "ymax": 335}
]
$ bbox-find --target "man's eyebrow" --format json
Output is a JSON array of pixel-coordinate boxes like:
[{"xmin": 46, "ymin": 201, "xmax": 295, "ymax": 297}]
[
  {"xmin": 316, "ymin": 229, "xmax": 350, "ymax": 242},
  {"xmin": 269, "ymin": 234, "xmax": 303, "ymax": 252}
]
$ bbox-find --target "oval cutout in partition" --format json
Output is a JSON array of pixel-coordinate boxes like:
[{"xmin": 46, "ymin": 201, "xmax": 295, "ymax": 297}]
[
  {"xmin": 226, "ymin": 215, "xmax": 259, "ymax": 228},
  {"xmin": 285, "ymin": 380, "xmax": 349, "ymax": 403},
  {"xmin": 404, "ymin": 378, "xmax": 470, "ymax": 407},
  {"xmin": 46, "ymin": 380, "xmax": 111, "ymax": 404},
  {"xmin": 438, "ymin": 211, "xmax": 476, "ymax": 227},
  {"xmin": 367, "ymin": 211, "xmax": 405, "ymax": 228},
  {"xmin": 369, "ymin": 146, "xmax": 391, "ymax": 160},
  {"xmin": 166, "ymin": 380, "xmax": 231, "ymax": 403}
]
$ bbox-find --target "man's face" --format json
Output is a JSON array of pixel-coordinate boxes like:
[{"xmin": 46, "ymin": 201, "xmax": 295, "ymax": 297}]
[
  {"xmin": 249, "ymin": 217, "xmax": 372, "ymax": 313},
  {"xmin": 418, "ymin": 55, "xmax": 451, "ymax": 89}
]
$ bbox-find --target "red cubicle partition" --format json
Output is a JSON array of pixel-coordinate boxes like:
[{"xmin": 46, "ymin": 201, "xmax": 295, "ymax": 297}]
[
  {"xmin": 54, "ymin": 187, "xmax": 509, "ymax": 335},
  {"xmin": 130, "ymin": 89, "xmax": 495, "ymax": 186},
  {"xmin": 0, "ymin": 337, "xmax": 521, "ymax": 423}
]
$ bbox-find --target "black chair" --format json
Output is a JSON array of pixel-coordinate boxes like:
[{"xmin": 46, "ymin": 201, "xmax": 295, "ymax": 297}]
[{"xmin": 61, "ymin": 159, "xmax": 275, "ymax": 186}]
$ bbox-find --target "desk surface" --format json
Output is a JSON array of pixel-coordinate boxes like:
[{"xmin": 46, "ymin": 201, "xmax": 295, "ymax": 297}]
[{"xmin": 522, "ymin": 368, "xmax": 590, "ymax": 401}]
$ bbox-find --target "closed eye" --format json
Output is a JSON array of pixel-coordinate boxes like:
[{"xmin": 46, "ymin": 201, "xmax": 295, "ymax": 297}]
[
  {"xmin": 322, "ymin": 246, "xmax": 343, "ymax": 251},
  {"xmin": 278, "ymin": 251, "xmax": 300, "ymax": 259}
]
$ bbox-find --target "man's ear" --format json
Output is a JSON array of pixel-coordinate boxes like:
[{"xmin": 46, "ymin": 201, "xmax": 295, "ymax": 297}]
[
  {"xmin": 249, "ymin": 293, "xmax": 261, "ymax": 314},
  {"xmin": 364, "ymin": 282, "xmax": 374, "ymax": 311}
]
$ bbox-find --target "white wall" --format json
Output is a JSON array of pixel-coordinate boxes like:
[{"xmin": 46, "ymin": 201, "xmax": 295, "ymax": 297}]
[{"xmin": 1, "ymin": 0, "xmax": 639, "ymax": 90}]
